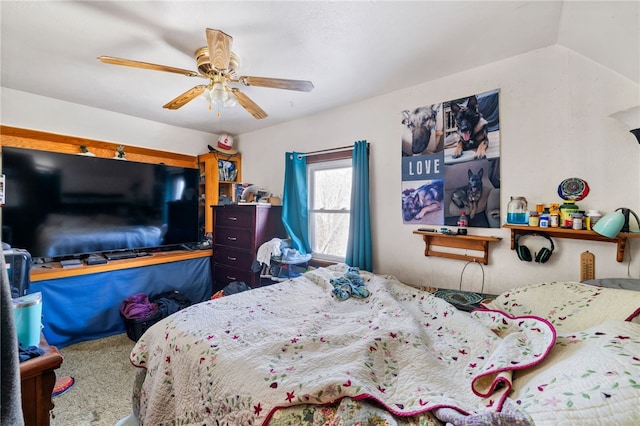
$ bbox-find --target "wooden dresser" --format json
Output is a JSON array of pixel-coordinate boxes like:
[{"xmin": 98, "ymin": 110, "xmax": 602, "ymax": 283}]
[
  {"xmin": 20, "ymin": 334, "xmax": 63, "ymax": 426},
  {"xmin": 212, "ymin": 204, "xmax": 286, "ymax": 293}
]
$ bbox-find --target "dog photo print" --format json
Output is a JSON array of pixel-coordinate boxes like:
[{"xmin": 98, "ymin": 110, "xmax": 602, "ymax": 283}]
[{"xmin": 401, "ymin": 89, "xmax": 500, "ymax": 227}]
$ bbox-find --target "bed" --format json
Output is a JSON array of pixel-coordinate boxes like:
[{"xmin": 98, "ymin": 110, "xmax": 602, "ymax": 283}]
[
  {"xmin": 35, "ymin": 214, "xmax": 163, "ymax": 257},
  {"xmin": 120, "ymin": 264, "xmax": 640, "ymax": 425}
]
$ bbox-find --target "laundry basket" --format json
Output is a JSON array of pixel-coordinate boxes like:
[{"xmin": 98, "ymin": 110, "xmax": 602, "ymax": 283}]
[{"xmin": 269, "ymin": 253, "xmax": 312, "ymax": 281}]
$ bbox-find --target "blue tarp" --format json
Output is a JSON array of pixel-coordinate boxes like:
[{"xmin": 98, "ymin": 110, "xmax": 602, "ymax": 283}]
[{"xmin": 30, "ymin": 257, "xmax": 212, "ymax": 348}]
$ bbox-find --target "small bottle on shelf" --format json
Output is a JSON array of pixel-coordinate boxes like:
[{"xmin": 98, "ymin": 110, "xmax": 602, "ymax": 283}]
[
  {"xmin": 549, "ymin": 203, "xmax": 560, "ymax": 228},
  {"xmin": 585, "ymin": 210, "xmax": 601, "ymax": 230},
  {"xmin": 457, "ymin": 212, "xmax": 468, "ymax": 234},
  {"xmin": 539, "ymin": 208, "xmax": 550, "ymax": 228},
  {"xmin": 572, "ymin": 212, "xmax": 584, "ymax": 230}
]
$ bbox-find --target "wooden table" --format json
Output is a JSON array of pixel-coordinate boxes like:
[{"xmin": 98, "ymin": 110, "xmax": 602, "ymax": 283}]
[{"xmin": 19, "ymin": 335, "xmax": 63, "ymax": 426}]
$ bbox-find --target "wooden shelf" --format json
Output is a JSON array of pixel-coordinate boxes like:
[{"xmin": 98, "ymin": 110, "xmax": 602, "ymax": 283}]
[
  {"xmin": 502, "ymin": 224, "xmax": 640, "ymax": 262},
  {"xmin": 198, "ymin": 152, "xmax": 242, "ymax": 234},
  {"xmin": 30, "ymin": 249, "xmax": 212, "ymax": 281},
  {"xmin": 413, "ymin": 231, "xmax": 502, "ymax": 265}
]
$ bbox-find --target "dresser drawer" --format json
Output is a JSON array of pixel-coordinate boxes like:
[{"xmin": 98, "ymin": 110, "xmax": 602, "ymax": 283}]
[
  {"xmin": 214, "ymin": 246, "xmax": 255, "ymax": 270},
  {"xmin": 215, "ymin": 207, "xmax": 255, "ymax": 228},
  {"xmin": 214, "ymin": 264, "xmax": 259, "ymax": 288},
  {"xmin": 214, "ymin": 226, "xmax": 253, "ymax": 249}
]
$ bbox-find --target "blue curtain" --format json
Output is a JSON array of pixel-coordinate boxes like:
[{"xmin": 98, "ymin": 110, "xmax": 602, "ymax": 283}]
[
  {"xmin": 282, "ymin": 152, "xmax": 311, "ymax": 254},
  {"xmin": 346, "ymin": 141, "xmax": 372, "ymax": 271}
]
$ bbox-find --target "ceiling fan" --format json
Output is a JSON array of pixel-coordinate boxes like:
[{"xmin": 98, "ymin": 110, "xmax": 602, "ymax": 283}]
[{"xmin": 98, "ymin": 28, "xmax": 314, "ymax": 119}]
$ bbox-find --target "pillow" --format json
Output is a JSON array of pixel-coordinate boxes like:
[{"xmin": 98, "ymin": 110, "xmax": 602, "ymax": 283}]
[
  {"xmin": 581, "ymin": 278, "xmax": 640, "ymax": 291},
  {"xmin": 482, "ymin": 281, "xmax": 640, "ymax": 333}
]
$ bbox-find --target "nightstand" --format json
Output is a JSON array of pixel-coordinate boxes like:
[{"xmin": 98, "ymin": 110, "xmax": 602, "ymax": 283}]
[
  {"xmin": 212, "ymin": 204, "xmax": 286, "ymax": 293},
  {"xmin": 19, "ymin": 334, "xmax": 63, "ymax": 426}
]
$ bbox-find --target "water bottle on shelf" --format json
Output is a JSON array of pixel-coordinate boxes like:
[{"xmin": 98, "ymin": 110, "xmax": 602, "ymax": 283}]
[
  {"xmin": 457, "ymin": 212, "xmax": 468, "ymax": 234},
  {"xmin": 507, "ymin": 196, "xmax": 529, "ymax": 225}
]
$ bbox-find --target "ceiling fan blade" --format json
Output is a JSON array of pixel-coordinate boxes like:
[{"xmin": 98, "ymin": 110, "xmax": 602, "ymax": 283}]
[
  {"xmin": 205, "ymin": 28, "xmax": 233, "ymax": 72},
  {"xmin": 238, "ymin": 76, "xmax": 314, "ymax": 92},
  {"xmin": 231, "ymin": 88, "xmax": 268, "ymax": 119},
  {"xmin": 98, "ymin": 56, "xmax": 200, "ymax": 77},
  {"xmin": 163, "ymin": 85, "xmax": 207, "ymax": 110}
]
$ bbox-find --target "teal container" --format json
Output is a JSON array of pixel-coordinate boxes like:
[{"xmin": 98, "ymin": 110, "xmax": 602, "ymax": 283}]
[
  {"xmin": 506, "ymin": 196, "xmax": 529, "ymax": 225},
  {"xmin": 12, "ymin": 292, "xmax": 43, "ymax": 347}
]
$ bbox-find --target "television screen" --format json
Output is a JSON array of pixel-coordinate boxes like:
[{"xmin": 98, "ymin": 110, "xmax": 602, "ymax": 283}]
[{"xmin": 1, "ymin": 147, "xmax": 200, "ymax": 260}]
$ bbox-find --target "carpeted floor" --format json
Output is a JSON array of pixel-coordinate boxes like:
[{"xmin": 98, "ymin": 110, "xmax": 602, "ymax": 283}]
[{"xmin": 50, "ymin": 333, "xmax": 136, "ymax": 426}]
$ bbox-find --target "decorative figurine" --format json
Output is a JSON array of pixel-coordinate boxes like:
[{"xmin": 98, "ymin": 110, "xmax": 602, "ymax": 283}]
[{"xmin": 115, "ymin": 145, "xmax": 126, "ymax": 159}]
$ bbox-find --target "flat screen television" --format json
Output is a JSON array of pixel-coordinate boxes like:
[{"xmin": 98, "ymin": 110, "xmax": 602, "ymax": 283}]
[{"xmin": 1, "ymin": 147, "xmax": 201, "ymax": 260}]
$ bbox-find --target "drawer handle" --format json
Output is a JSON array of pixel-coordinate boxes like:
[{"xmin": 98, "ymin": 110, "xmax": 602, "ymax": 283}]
[
  {"xmin": 226, "ymin": 275, "xmax": 237, "ymax": 281},
  {"xmin": 227, "ymin": 236, "xmax": 237, "ymax": 241},
  {"xmin": 226, "ymin": 256, "xmax": 237, "ymax": 261},
  {"xmin": 228, "ymin": 216, "xmax": 238, "ymax": 221}
]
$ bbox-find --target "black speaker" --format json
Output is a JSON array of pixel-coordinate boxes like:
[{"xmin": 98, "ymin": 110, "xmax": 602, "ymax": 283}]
[{"xmin": 515, "ymin": 232, "xmax": 554, "ymax": 264}]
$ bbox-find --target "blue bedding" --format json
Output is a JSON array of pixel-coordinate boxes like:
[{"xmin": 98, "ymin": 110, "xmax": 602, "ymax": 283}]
[{"xmin": 35, "ymin": 214, "xmax": 163, "ymax": 257}]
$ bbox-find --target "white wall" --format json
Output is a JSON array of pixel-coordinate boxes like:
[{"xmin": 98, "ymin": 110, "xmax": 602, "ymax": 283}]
[
  {"xmin": 0, "ymin": 88, "xmax": 215, "ymax": 156},
  {"xmin": 238, "ymin": 45, "xmax": 640, "ymax": 295},
  {"xmin": 2, "ymin": 45, "xmax": 638, "ymax": 295}
]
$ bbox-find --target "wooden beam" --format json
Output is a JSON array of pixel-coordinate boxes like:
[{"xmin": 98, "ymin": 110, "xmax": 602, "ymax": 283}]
[{"xmin": 0, "ymin": 125, "xmax": 198, "ymax": 168}]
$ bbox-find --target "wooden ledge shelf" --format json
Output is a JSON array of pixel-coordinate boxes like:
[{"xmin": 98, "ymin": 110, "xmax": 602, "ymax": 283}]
[
  {"xmin": 30, "ymin": 249, "xmax": 212, "ymax": 281},
  {"xmin": 502, "ymin": 224, "xmax": 640, "ymax": 262},
  {"xmin": 413, "ymin": 231, "xmax": 502, "ymax": 265}
]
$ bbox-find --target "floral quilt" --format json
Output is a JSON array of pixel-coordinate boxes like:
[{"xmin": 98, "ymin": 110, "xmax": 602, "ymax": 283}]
[{"xmin": 130, "ymin": 265, "xmax": 555, "ymax": 425}]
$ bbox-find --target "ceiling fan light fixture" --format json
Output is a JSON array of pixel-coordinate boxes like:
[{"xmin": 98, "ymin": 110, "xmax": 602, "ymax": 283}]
[
  {"xmin": 224, "ymin": 88, "xmax": 237, "ymax": 108},
  {"xmin": 202, "ymin": 83, "xmax": 237, "ymax": 109},
  {"xmin": 211, "ymin": 82, "xmax": 228, "ymax": 103}
]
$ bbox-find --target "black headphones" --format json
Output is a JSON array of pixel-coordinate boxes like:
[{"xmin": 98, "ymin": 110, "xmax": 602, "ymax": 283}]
[{"xmin": 515, "ymin": 232, "xmax": 555, "ymax": 263}]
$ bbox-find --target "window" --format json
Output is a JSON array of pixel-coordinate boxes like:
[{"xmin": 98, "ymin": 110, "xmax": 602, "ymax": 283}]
[{"xmin": 307, "ymin": 156, "xmax": 352, "ymax": 261}]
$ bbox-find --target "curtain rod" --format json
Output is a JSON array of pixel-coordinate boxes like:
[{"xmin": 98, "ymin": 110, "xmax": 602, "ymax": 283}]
[{"xmin": 296, "ymin": 145, "xmax": 355, "ymax": 157}]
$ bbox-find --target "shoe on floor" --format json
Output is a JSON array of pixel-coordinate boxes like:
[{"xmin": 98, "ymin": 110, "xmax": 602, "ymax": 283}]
[{"xmin": 52, "ymin": 376, "xmax": 75, "ymax": 397}]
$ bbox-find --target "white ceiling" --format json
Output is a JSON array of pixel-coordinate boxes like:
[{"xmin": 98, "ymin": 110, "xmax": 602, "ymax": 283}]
[{"xmin": 1, "ymin": 1, "xmax": 638, "ymax": 136}]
